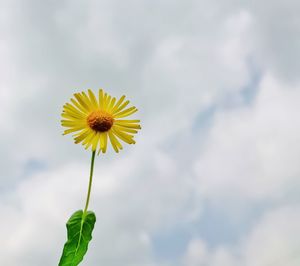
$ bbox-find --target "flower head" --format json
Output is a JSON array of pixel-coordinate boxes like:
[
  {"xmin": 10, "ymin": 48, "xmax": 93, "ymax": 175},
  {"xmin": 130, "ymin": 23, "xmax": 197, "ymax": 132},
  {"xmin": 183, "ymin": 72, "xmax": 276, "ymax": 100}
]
[{"xmin": 61, "ymin": 89, "xmax": 141, "ymax": 153}]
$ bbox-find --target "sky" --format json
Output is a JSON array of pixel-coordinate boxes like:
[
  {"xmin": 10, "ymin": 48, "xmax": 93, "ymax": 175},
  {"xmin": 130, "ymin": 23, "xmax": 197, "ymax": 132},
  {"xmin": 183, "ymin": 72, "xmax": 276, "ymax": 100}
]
[{"xmin": 1, "ymin": 0, "xmax": 300, "ymax": 265}]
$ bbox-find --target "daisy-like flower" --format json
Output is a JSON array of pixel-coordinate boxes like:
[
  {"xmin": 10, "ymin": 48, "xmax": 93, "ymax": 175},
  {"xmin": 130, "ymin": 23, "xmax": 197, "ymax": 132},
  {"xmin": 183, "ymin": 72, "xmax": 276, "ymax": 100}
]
[{"xmin": 61, "ymin": 89, "xmax": 141, "ymax": 154}]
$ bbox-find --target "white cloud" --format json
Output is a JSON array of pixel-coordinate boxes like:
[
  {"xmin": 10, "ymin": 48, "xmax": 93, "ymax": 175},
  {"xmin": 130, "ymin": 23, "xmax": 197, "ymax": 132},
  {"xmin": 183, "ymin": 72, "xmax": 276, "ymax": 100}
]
[
  {"xmin": 0, "ymin": 0, "xmax": 300, "ymax": 265},
  {"xmin": 243, "ymin": 206, "xmax": 300, "ymax": 266},
  {"xmin": 0, "ymin": 162, "xmax": 153, "ymax": 266},
  {"xmin": 246, "ymin": 0, "xmax": 300, "ymax": 82},
  {"xmin": 194, "ymin": 73, "xmax": 300, "ymax": 206},
  {"xmin": 183, "ymin": 239, "xmax": 208, "ymax": 266},
  {"xmin": 0, "ymin": 145, "xmax": 197, "ymax": 266},
  {"xmin": 183, "ymin": 239, "xmax": 238, "ymax": 266},
  {"xmin": 183, "ymin": 206, "xmax": 300, "ymax": 266}
]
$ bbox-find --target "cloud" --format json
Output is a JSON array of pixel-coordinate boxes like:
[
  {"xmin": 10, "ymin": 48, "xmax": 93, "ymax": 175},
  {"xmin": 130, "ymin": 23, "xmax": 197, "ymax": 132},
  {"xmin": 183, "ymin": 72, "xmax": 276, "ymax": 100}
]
[
  {"xmin": 246, "ymin": 0, "xmax": 300, "ymax": 82},
  {"xmin": 183, "ymin": 239, "xmax": 208, "ymax": 266},
  {"xmin": 243, "ymin": 206, "xmax": 300, "ymax": 266},
  {"xmin": 0, "ymin": 162, "xmax": 154, "ymax": 266},
  {"xmin": 0, "ymin": 145, "xmax": 198, "ymax": 266},
  {"xmin": 0, "ymin": 0, "xmax": 255, "ymax": 185},
  {"xmin": 194, "ymin": 73, "xmax": 300, "ymax": 206},
  {"xmin": 0, "ymin": 0, "xmax": 300, "ymax": 265},
  {"xmin": 183, "ymin": 206, "xmax": 300, "ymax": 266}
]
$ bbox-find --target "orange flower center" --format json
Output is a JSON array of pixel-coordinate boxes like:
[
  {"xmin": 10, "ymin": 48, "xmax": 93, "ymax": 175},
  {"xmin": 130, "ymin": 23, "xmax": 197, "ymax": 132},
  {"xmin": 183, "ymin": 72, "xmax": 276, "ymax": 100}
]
[{"xmin": 87, "ymin": 110, "xmax": 114, "ymax": 132}]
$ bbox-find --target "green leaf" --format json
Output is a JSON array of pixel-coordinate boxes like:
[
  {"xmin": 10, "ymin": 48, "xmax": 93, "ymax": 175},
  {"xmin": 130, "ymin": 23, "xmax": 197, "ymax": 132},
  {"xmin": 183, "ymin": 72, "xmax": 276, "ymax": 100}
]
[{"xmin": 59, "ymin": 210, "xmax": 96, "ymax": 266}]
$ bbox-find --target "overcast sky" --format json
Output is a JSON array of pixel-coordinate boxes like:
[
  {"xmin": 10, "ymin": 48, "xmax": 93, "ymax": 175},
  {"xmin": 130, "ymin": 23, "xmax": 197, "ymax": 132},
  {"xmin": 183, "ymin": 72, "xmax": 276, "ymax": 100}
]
[{"xmin": 1, "ymin": 0, "xmax": 300, "ymax": 265}]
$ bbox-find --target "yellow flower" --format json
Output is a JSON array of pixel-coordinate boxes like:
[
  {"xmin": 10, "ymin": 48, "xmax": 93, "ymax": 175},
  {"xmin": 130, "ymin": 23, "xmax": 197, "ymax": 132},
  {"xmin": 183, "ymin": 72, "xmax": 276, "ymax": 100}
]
[{"xmin": 61, "ymin": 89, "xmax": 141, "ymax": 154}]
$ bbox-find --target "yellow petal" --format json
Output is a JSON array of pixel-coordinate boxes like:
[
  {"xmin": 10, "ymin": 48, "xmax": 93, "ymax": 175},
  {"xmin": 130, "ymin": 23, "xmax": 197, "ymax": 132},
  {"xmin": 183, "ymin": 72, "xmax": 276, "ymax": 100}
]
[
  {"xmin": 112, "ymin": 100, "xmax": 130, "ymax": 114},
  {"xmin": 70, "ymin": 98, "xmax": 88, "ymax": 114},
  {"xmin": 74, "ymin": 93, "xmax": 91, "ymax": 112},
  {"xmin": 104, "ymin": 94, "xmax": 112, "ymax": 110},
  {"xmin": 82, "ymin": 131, "xmax": 96, "ymax": 145},
  {"xmin": 84, "ymin": 131, "xmax": 98, "ymax": 149},
  {"xmin": 113, "ymin": 125, "xmax": 138, "ymax": 134},
  {"xmin": 63, "ymin": 103, "xmax": 86, "ymax": 118},
  {"xmin": 103, "ymin": 93, "xmax": 108, "ymax": 108},
  {"xmin": 114, "ymin": 121, "xmax": 141, "ymax": 129},
  {"xmin": 61, "ymin": 120, "xmax": 86, "ymax": 127},
  {"xmin": 61, "ymin": 112, "xmax": 84, "ymax": 121},
  {"xmin": 88, "ymin": 89, "xmax": 99, "ymax": 109},
  {"xmin": 108, "ymin": 130, "xmax": 123, "ymax": 152},
  {"xmin": 114, "ymin": 107, "xmax": 137, "ymax": 118},
  {"xmin": 111, "ymin": 127, "xmax": 135, "ymax": 144},
  {"xmin": 99, "ymin": 133, "xmax": 108, "ymax": 154},
  {"xmin": 114, "ymin": 119, "xmax": 140, "ymax": 123},
  {"xmin": 81, "ymin": 92, "xmax": 95, "ymax": 111},
  {"xmin": 99, "ymin": 89, "xmax": 104, "ymax": 109},
  {"xmin": 107, "ymin": 97, "xmax": 116, "ymax": 112},
  {"xmin": 91, "ymin": 133, "xmax": 100, "ymax": 151},
  {"xmin": 74, "ymin": 128, "xmax": 90, "ymax": 144},
  {"xmin": 111, "ymin": 95, "xmax": 126, "ymax": 113},
  {"xmin": 63, "ymin": 126, "xmax": 86, "ymax": 135}
]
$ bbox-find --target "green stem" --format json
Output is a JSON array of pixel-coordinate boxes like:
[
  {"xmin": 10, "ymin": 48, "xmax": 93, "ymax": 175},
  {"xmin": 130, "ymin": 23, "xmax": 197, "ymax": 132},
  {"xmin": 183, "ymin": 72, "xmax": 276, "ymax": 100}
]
[{"xmin": 83, "ymin": 150, "xmax": 96, "ymax": 214}]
